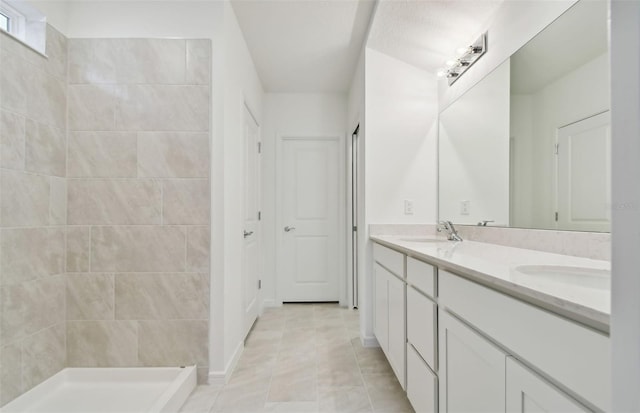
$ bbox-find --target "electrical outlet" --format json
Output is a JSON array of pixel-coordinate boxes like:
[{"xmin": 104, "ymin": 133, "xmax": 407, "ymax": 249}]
[
  {"xmin": 404, "ymin": 199, "xmax": 414, "ymax": 215},
  {"xmin": 460, "ymin": 200, "xmax": 470, "ymax": 215}
]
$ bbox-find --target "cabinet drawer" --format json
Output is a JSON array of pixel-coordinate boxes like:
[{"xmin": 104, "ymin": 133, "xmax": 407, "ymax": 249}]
[
  {"xmin": 407, "ymin": 286, "xmax": 437, "ymax": 370},
  {"xmin": 373, "ymin": 243, "xmax": 405, "ymax": 278},
  {"xmin": 407, "ymin": 344, "xmax": 437, "ymax": 413},
  {"xmin": 407, "ymin": 256, "xmax": 436, "ymax": 298}
]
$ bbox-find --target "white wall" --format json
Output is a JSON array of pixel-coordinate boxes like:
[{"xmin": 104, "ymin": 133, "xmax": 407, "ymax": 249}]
[
  {"xmin": 261, "ymin": 93, "xmax": 348, "ymax": 307},
  {"xmin": 361, "ymin": 47, "xmax": 439, "ymax": 342},
  {"xmin": 42, "ymin": 0, "xmax": 265, "ymax": 382},
  {"xmin": 365, "ymin": 48, "xmax": 439, "ymax": 224},
  {"xmin": 611, "ymin": 1, "xmax": 640, "ymax": 410},
  {"xmin": 439, "ymin": 60, "xmax": 511, "ymax": 226}
]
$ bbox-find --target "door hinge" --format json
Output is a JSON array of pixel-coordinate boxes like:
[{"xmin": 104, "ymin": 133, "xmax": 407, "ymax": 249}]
[
  {"xmin": 258, "ymin": 142, "xmax": 262, "ymax": 154},
  {"xmin": 353, "ymin": 226, "xmax": 357, "ymax": 232},
  {"xmin": 555, "ymin": 212, "xmax": 558, "ymax": 221},
  {"xmin": 258, "ymin": 280, "xmax": 262, "ymax": 289},
  {"xmin": 258, "ymin": 211, "xmax": 261, "ymax": 221},
  {"xmin": 554, "ymin": 143, "xmax": 559, "ymax": 155}
]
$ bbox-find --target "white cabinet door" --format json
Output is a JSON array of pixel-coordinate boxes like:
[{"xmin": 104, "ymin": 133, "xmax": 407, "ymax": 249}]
[
  {"xmin": 439, "ymin": 310, "xmax": 506, "ymax": 413},
  {"xmin": 407, "ymin": 286, "xmax": 437, "ymax": 370},
  {"xmin": 374, "ymin": 263, "xmax": 389, "ymax": 353},
  {"xmin": 388, "ymin": 272, "xmax": 406, "ymax": 389},
  {"xmin": 506, "ymin": 357, "xmax": 590, "ymax": 413},
  {"xmin": 407, "ymin": 344, "xmax": 438, "ymax": 413}
]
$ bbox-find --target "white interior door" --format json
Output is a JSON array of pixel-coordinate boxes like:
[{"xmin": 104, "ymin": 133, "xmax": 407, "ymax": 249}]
[
  {"xmin": 278, "ymin": 136, "xmax": 342, "ymax": 302},
  {"xmin": 557, "ymin": 111, "xmax": 611, "ymax": 232},
  {"xmin": 242, "ymin": 106, "xmax": 260, "ymax": 337}
]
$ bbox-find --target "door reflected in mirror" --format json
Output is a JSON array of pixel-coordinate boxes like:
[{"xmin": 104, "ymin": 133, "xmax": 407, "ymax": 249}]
[{"xmin": 438, "ymin": 0, "xmax": 610, "ymax": 232}]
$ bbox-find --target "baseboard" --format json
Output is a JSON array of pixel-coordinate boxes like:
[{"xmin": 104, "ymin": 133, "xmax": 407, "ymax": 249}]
[
  {"xmin": 361, "ymin": 335, "xmax": 380, "ymax": 348},
  {"xmin": 207, "ymin": 341, "xmax": 244, "ymax": 386},
  {"xmin": 262, "ymin": 299, "xmax": 281, "ymax": 308}
]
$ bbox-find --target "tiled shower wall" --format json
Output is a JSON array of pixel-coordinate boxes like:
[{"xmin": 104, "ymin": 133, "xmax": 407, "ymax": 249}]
[
  {"xmin": 65, "ymin": 39, "xmax": 211, "ymax": 381},
  {"xmin": 0, "ymin": 28, "xmax": 68, "ymax": 405}
]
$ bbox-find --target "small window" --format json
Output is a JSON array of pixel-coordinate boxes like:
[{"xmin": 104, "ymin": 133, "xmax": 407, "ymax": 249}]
[
  {"xmin": 0, "ymin": 0, "xmax": 45, "ymax": 55},
  {"xmin": 0, "ymin": 12, "xmax": 9, "ymax": 32},
  {"xmin": 0, "ymin": 2, "xmax": 24, "ymax": 38}
]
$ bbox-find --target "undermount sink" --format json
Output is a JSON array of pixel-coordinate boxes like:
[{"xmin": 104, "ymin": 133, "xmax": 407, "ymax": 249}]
[
  {"xmin": 513, "ymin": 265, "xmax": 610, "ymax": 290},
  {"xmin": 398, "ymin": 237, "xmax": 443, "ymax": 243}
]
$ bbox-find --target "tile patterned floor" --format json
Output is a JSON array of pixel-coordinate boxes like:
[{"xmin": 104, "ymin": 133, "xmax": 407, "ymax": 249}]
[{"xmin": 179, "ymin": 303, "xmax": 414, "ymax": 413}]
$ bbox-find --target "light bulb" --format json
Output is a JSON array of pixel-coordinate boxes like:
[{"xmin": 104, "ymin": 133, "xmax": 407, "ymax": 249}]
[
  {"xmin": 456, "ymin": 46, "xmax": 470, "ymax": 56},
  {"xmin": 437, "ymin": 70, "xmax": 447, "ymax": 78},
  {"xmin": 446, "ymin": 59, "xmax": 457, "ymax": 68}
]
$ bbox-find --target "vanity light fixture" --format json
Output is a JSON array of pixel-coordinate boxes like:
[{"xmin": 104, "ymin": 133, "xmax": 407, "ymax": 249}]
[{"xmin": 437, "ymin": 33, "xmax": 487, "ymax": 86}]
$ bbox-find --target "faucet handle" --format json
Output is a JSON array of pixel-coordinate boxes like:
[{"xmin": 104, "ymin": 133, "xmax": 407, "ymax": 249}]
[{"xmin": 477, "ymin": 220, "xmax": 494, "ymax": 226}]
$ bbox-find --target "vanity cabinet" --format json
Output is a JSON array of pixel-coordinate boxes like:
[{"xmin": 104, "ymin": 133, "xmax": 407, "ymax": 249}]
[
  {"xmin": 371, "ymin": 240, "xmax": 609, "ymax": 413},
  {"xmin": 373, "ymin": 244, "xmax": 406, "ymax": 389},
  {"xmin": 506, "ymin": 357, "xmax": 589, "ymax": 413},
  {"xmin": 439, "ymin": 310, "xmax": 506, "ymax": 413}
]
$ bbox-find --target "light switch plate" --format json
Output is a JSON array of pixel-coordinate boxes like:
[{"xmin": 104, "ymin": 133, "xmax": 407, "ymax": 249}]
[
  {"xmin": 404, "ymin": 199, "xmax": 414, "ymax": 215},
  {"xmin": 460, "ymin": 200, "xmax": 470, "ymax": 215}
]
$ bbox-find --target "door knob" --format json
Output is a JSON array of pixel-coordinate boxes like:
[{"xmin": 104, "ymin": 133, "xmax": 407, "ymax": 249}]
[
  {"xmin": 243, "ymin": 230, "xmax": 254, "ymax": 238},
  {"xmin": 284, "ymin": 226, "xmax": 296, "ymax": 232}
]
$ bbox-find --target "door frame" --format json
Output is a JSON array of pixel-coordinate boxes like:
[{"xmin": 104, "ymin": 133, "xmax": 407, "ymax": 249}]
[
  {"xmin": 275, "ymin": 133, "xmax": 347, "ymax": 306},
  {"xmin": 242, "ymin": 101, "xmax": 262, "ymax": 336},
  {"xmin": 347, "ymin": 125, "xmax": 360, "ymax": 309}
]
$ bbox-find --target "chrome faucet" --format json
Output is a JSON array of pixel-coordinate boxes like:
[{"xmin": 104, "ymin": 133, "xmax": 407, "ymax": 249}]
[{"xmin": 437, "ymin": 220, "xmax": 463, "ymax": 242}]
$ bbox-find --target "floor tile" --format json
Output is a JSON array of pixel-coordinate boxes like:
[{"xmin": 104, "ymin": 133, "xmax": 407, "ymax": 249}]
[{"xmin": 178, "ymin": 304, "xmax": 413, "ymax": 413}]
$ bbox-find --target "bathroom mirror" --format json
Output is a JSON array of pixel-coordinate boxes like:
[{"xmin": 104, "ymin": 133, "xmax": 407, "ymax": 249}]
[{"xmin": 438, "ymin": 0, "xmax": 610, "ymax": 232}]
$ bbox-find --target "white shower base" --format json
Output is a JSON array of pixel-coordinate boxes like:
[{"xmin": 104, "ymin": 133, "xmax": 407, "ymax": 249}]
[{"xmin": 1, "ymin": 366, "xmax": 196, "ymax": 413}]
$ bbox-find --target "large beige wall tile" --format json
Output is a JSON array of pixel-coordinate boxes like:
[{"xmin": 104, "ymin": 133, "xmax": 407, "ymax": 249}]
[
  {"xmin": 66, "ymin": 226, "xmax": 90, "ymax": 272},
  {"xmin": 0, "ymin": 342, "xmax": 21, "ymax": 406},
  {"xmin": 68, "ymin": 84, "xmax": 117, "ymax": 131},
  {"xmin": 43, "ymin": 25, "xmax": 68, "ymax": 80},
  {"xmin": 115, "ymin": 85, "xmax": 209, "ymax": 131},
  {"xmin": 68, "ymin": 39, "xmax": 117, "ymax": 84},
  {"xmin": 67, "ymin": 274, "xmax": 114, "ymax": 320},
  {"xmin": 0, "ymin": 49, "xmax": 28, "ymax": 115},
  {"xmin": 1, "ymin": 276, "xmax": 65, "ymax": 343},
  {"xmin": 0, "ymin": 228, "xmax": 64, "ymax": 285},
  {"xmin": 138, "ymin": 132, "xmax": 209, "ymax": 178},
  {"xmin": 0, "ymin": 110, "xmax": 25, "ymax": 170},
  {"xmin": 67, "ymin": 320, "xmax": 138, "ymax": 367},
  {"xmin": 163, "ymin": 180, "xmax": 209, "ymax": 225},
  {"xmin": 186, "ymin": 40, "xmax": 211, "ymax": 85},
  {"xmin": 26, "ymin": 68, "xmax": 66, "ymax": 130},
  {"xmin": 49, "ymin": 176, "xmax": 67, "ymax": 225},
  {"xmin": 0, "ymin": 170, "xmax": 50, "ymax": 227},
  {"xmin": 187, "ymin": 226, "xmax": 210, "ymax": 272},
  {"xmin": 69, "ymin": 39, "xmax": 186, "ymax": 85},
  {"xmin": 91, "ymin": 226, "xmax": 186, "ymax": 272},
  {"xmin": 68, "ymin": 179, "xmax": 161, "ymax": 225},
  {"xmin": 24, "ymin": 120, "xmax": 65, "ymax": 177},
  {"xmin": 138, "ymin": 320, "xmax": 208, "ymax": 367},
  {"xmin": 22, "ymin": 323, "xmax": 65, "ymax": 392},
  {"xmin": 115, "ymin": 273, "xmax": 208, "ymax": 320},
  {"xmin": 68, "ymin": 132, "xmax": 137, "ymax": 177}
]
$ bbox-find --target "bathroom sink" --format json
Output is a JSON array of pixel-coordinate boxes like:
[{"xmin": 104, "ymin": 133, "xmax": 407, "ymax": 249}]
[
  {"xmin": 513, "ymin": 265, "xmax": 610, "ymax": 290},
  {"xmin": 398, "ymin": 237, "xmax": 442, "ymax": 243}
]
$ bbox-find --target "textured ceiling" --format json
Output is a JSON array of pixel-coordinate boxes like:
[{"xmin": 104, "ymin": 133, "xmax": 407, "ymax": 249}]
[
  {"xmin": 367, "ymin": 0, "xmax": 503, "ymax": 75},
  {"xmin": 231, "ymin": 0, "xmax": 376, "ymax": 93}
]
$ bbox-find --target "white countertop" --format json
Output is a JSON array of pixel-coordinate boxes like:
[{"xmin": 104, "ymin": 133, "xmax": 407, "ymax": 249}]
[{"xmin": 371, "ymin": 235, "xmax": 611, "ymax": 332}]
